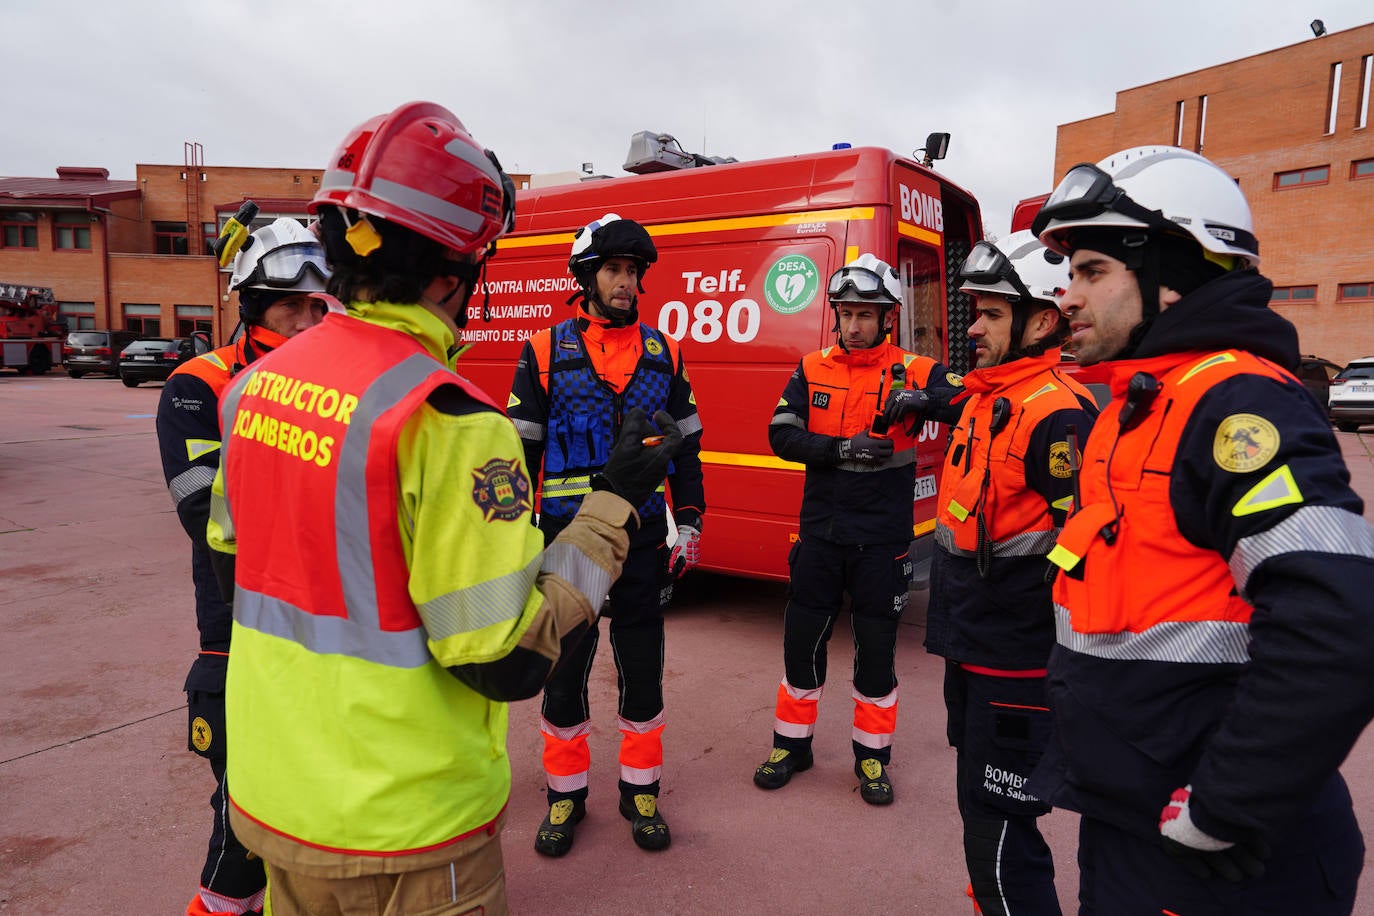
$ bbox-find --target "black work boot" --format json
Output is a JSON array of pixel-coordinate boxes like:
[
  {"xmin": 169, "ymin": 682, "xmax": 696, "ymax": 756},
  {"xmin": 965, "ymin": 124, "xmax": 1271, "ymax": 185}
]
[
  {"xmin": 534, "ymin": 798, "xmax": 586, "ymax": 857},
  {"xmin": 855, "ymin": 757, "xmax": 893, "ymax": 805},
  {"xmin": 619, "ymin": 793, "xmax": 671, "ymax": 851},
  {"xmin": 753, "ymin": 747, "xmax": 813, "ymax": 790}
]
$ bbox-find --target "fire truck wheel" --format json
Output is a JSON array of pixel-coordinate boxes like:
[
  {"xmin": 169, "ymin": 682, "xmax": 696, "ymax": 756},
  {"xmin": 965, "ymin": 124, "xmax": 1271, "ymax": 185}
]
[{"xmin": 27, "ymin": 348, "xmax": 52, "ymax": 375}]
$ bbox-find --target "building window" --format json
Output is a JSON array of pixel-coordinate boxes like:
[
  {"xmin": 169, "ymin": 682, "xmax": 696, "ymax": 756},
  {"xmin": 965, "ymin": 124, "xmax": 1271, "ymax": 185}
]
[
  {"xmin": 1358, "ymin": 55, "xmax": 1372, "ymax": 131},
  {"xmin": 1338, "ymin": 283, "xmax": 1373, "ymax": 303},
  {"xmin": 1173, "ymin": 100, "xmax": 1186, "ymax": 146},
  {"xmin": 60, "ymin": 301, "xmax": 95, "ymax": 330},
  {"xmin": 2, "ymin": 211, "xmax": 39, "ymax": 249},
  {"xmin": 202, "ymin": 222, "xmax": 217, "ymax": 256},
  {"xmin": 123, "ymin": 303, "xmax": 162, "ymax": 336},
  {"xmin": 1273, "ymin": 166, "xmax": 1329, "ymax": 190},
  {"xmin": 153, "ymin": 221, "xmax": 189, "ymax": 255},
  {"xmin": 1195, "ymin": 94, "xmax": 1208, "ymax": 151},
  {"xmin": 1326, "ymin": 62, "xmax": 1343, "ymax": 135},
  {"xmin": 1270, "ymin": 286, "xmax": 1317, "ymax": 303},
  {"xmin": 1353, "ymin": 158, "xmax": 1374, "ymax": 180},
  {"xmin": 53, "ymin": 212, "xmax": 92, "ymax": 250},
  {"xmin": 175, "ymin": 304, "xmax": 214, "ymax": 337}
]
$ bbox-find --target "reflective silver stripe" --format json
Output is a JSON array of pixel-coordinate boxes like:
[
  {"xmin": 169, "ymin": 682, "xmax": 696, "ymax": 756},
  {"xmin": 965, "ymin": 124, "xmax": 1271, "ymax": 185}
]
[
  {"xmin": 617, "ymin": 711, "xmax": 666, "ymax": 734},
  {"xmin": 935, "ymin": 523, "xmax": 1060, "ymax": 558},
  {"xmin": 1054, "ymin": 604, "xmax": 1251, "ymax": 664},
  {"xmin": 371, "ymin": 177, "xmax": 485, "ymax": 233},
  {"xmin": 213, "ymin": 365, "xmax": 263, "ymax": 544},
  {"xmin": 677, "ymin": 413, "xmax": 704, "ymax": 438},
  {"xmin": 235, "ymin": 587, "xmax": 431, "ymax": 668},
  {"xmin": 334, "ymin": 354, "xmax": 444, "ymax": 626},
  {"xmin": 319, "ymin": 169, "xmax": 354, "ymax": 191},
  {"xmin": 540, "ymin": 717, "xmax": 591, "ymax": 741},
  {"xmin": 541, "ymin": 541, "xmax": 613, "ymax": 611},
  {"xmin": 442, "ymin": 138, "xmax": 501, "ymax": 183},
  {"xmin": 419, "ymin": 552, "xmax": 542, "ymax": 641},
  {"xmin": 1229, "ymin": 505, "xmax": 1374, "ymax": 599},
  {"xmin": 169, "ymin": 465, "xmax": 216, "ymax": 507},
  {"xmin": 770, "ymin": 413, "xmax": 805, "ymax": 428},
  {"xmin": 512, "ymin": 417, "xmax": 545, "ymax": 442}
]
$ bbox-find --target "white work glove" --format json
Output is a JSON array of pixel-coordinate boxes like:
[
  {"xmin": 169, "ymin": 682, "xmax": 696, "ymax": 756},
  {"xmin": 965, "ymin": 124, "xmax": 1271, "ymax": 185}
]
[
  {"xmin": 669, "ymin": 525, "xmax": 701, "ymax": 578},
  {"xmin": 1158, "ymin": 785, "xmax": 1267, "ymax": 882}
]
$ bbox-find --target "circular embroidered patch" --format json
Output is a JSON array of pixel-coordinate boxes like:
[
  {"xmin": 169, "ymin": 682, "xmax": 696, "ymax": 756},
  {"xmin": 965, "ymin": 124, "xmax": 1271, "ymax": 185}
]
[
  {"xmin": 1213, "ymin": 413, "xmax": 1280, "ymax": 473},
  {"xmin": 472, "ymin": 458, "xmax": 533, "ymax": 521},
  {"xmin": 191, "ymin": 716, "xmax": 213, "ymax": 753},
  {"xmin": 1048, "ymin": 441, "xmax": 1073, "ymax": 479},
  {"xmin": 645, "ymin": 337, "xmax": 664, "ymax": 356}
]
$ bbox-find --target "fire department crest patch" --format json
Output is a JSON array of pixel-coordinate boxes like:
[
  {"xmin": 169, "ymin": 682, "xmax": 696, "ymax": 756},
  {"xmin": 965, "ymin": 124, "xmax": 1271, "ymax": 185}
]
[
  {"xmin": 191, "ymin": 716, "xmax": 213, "ymax": 753},
  {"xmin": 1213, "ymin": 413, "xmax": 1280, "ymax": 473},
  {"xmin": 471, "ymin": 458, "xmax": 532, "ymax": 521},
  {"xmin": 645, "ymin": 338, "xmax": 664, "ymax": 356},
  {"xmin": 1048, "ymin": 441, "xmax": 1073, "ymax": 479}
]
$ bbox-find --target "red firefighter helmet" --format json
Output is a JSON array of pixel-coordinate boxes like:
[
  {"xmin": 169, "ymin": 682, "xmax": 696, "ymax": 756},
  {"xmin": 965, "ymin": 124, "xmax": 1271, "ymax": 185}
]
[{"xmin": 309, "ymin": 101, "xmax": 515, "ymax": 256}]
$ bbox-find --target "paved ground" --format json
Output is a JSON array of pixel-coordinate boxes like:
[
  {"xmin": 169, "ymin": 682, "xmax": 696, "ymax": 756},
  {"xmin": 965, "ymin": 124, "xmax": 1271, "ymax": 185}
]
[{"xmin": 2, "ymin": 372, "xmax": 1373, "ymax": 914}]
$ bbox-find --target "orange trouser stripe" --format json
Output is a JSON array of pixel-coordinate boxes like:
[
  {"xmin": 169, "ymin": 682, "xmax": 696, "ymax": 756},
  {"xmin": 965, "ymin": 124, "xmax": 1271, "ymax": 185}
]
[
  {"xmin": 618, "ymin": 723, "xmax": 665, "ymax": 770},
  {"xmin": 774, "ymin": 680, "xmax": 821, "ymax": 727},
  {"xmin": 852, "ymin": 687, "xmax": 898, "ymax": 740},
  {"xmin": 540, "ymin": 718, "xmax": 591, "ymax": 779}
]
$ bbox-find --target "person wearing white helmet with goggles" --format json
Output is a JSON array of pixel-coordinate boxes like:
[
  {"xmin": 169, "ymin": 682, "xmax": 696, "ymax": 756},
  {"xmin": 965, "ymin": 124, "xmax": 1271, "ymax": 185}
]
[
  {"xmin": 206, "ymin": 103, "xmax": 681, "ymax": 916},
  {"xmin": 1030, "ymin": 146, "xmax": 1374, "ymax": 914},
  {"xmin": 156, "ymin": 215, "xmax": 330, "ymax": 916},
  {"xmin": 926, "ymin": 230, "xmax": 1098, "ymax": 916},
  {"xmin": 508, "ymin": 212, "xmax": 705, "ymax": 857},
  {"xmin": 752, "ymin": 253, "xmax": 962, "ymax": 806}
]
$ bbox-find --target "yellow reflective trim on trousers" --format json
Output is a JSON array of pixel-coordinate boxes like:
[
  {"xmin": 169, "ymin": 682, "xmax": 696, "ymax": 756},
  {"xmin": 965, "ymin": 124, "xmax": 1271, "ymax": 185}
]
[{"xmin": 496, "ymin": 208, "xmax": 876, "ymax": 251}]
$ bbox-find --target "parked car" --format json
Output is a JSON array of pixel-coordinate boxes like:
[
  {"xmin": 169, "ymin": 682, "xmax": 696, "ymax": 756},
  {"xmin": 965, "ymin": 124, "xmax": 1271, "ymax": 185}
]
[
  {"xmin": 1295, "ymin": 355, "xmax": 1341, "ymax": 407},
  {"xmin": 1328, "ymin": 357, "xmax": 1374, "ymax": 432},
  {"xmin": 63, "ymin": 329, "xmax": 140, "ymax": 378},
  {"xmin": 118, "ymin": 337, "xmax": 194, "ymax": 387}
]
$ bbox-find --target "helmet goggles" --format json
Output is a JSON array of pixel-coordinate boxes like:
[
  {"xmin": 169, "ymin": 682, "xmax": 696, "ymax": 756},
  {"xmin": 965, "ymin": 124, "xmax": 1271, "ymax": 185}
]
[
  {"xmin": 957, "ymin": 240, "xmax": 1040, "ymax": 303},
  {"xmin": 241, "ymin": 241, "xmax": 330, "ymax": 290},
  {"xmin": 1030, "ymin": 163, "xmax": 1171, "ymax": 239},
  {"xmin": 828, "ymin": 266, "xmax": 895, "ymax": 302}
]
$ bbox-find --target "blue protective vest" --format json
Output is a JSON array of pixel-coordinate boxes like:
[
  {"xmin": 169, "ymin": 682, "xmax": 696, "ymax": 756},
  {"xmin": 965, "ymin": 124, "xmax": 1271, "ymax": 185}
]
[{"xmin": 540, "ymin": 319, "xmax": 674, "ymax": 523}]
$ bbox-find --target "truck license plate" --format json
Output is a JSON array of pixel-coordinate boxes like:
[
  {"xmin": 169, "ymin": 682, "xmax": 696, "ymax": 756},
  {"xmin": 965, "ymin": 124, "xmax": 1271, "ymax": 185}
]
[{"xmin": 915, "ymin": 475, "xmax": 938, "ymax": 500}]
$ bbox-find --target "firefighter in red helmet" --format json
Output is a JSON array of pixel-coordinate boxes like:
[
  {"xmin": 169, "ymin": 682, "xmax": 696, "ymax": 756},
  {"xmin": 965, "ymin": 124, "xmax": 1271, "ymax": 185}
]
[{"xmin": 206, "ymin": 102, "xmax": 681, "ymax": 915}]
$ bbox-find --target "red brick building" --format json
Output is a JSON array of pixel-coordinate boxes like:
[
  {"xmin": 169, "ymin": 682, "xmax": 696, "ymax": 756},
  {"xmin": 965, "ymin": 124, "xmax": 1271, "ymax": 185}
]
[
  {"xmin": 0, "ymin": 158, "xmax": 323, "ymax": 345},
  {"xmin": 1, "ymin": 155, "xmax": 535, "ymax": 349},
  {"xmin": 1054, "ymin": 21, "xmax": 1374, "ymax": 365}
]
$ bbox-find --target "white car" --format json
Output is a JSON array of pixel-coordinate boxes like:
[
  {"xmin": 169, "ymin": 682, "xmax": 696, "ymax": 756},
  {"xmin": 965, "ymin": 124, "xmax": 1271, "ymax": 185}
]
[{"xmin": 1328, "ymin": 357, "xmax": 1374, "ymax": 432}]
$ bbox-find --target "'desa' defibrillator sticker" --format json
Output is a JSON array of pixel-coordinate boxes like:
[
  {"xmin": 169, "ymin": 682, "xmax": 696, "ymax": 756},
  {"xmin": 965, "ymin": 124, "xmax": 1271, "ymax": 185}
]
[{"xmin": 1213, "ymin": 413, "xmax": 1280, "ymax": 473}]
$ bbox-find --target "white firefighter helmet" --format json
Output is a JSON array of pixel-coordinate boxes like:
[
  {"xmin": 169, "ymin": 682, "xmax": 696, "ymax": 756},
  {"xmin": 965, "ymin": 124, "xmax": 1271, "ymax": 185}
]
[
  {"xmin": 958, "ymin": 230, "xmax": 1068, "ymax": 309},
  {"xmin": 1032, "ymin": 146, "xmax": 1259, "ymax": 269}
]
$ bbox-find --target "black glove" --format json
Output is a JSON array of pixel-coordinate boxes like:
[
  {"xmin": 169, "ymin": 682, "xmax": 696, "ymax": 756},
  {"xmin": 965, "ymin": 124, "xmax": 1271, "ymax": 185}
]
[
  {"xmin": 835, "ymin": 431, "xmax": 894, "ymax": 464},
  {"xmin": 591, "ymin": 408, "xmax": 683, "ymax": 508},
  {"xmin": 882, "ymin": 388, "xmax": 930, "ymax": 427},
  {"xmin": 1159, "ymin": 786, "xmax": 1269, "ymax": 882}
]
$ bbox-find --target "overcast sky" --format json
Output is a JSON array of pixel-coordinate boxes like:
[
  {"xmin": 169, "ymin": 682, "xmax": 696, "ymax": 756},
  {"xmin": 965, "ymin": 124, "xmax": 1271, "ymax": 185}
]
[{"xmin": 6, "ymin": 1, "xmax": 1371, "ymax": 234}]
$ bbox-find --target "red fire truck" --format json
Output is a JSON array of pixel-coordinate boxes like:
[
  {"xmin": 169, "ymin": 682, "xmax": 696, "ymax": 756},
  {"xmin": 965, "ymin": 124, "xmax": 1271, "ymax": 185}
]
[
  {"xmin": 459, "ymin": 141, "xmax": 983, "ymax": 581},
  {"xmin": 0, "ymin": 283, "xmax": 64, "ymax": 375}
]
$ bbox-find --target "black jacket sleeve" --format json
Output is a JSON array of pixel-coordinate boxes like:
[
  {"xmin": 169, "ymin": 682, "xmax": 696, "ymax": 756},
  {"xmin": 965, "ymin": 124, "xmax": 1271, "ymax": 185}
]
[
  {"xmin": 665, "ymin": 348, "xmax": 706, "ymax": 531},
  {"xmin": 1024, "ymin": 401, "xmax": 1099, "ymax": 527},
  {"xmin": 768, "ymin": 359, "xmax": 842, "ymax": 466},
  {"xmin": 156, "ymin": 373, "xmax": 222, "ymax": 547},
  {"xmin": 1170, "ymin": 373, "xmax": 1374, "ymax": 841},
  {"xmin": 507, "ymin": 339, "xmax": 549, "ymax": 484}
]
